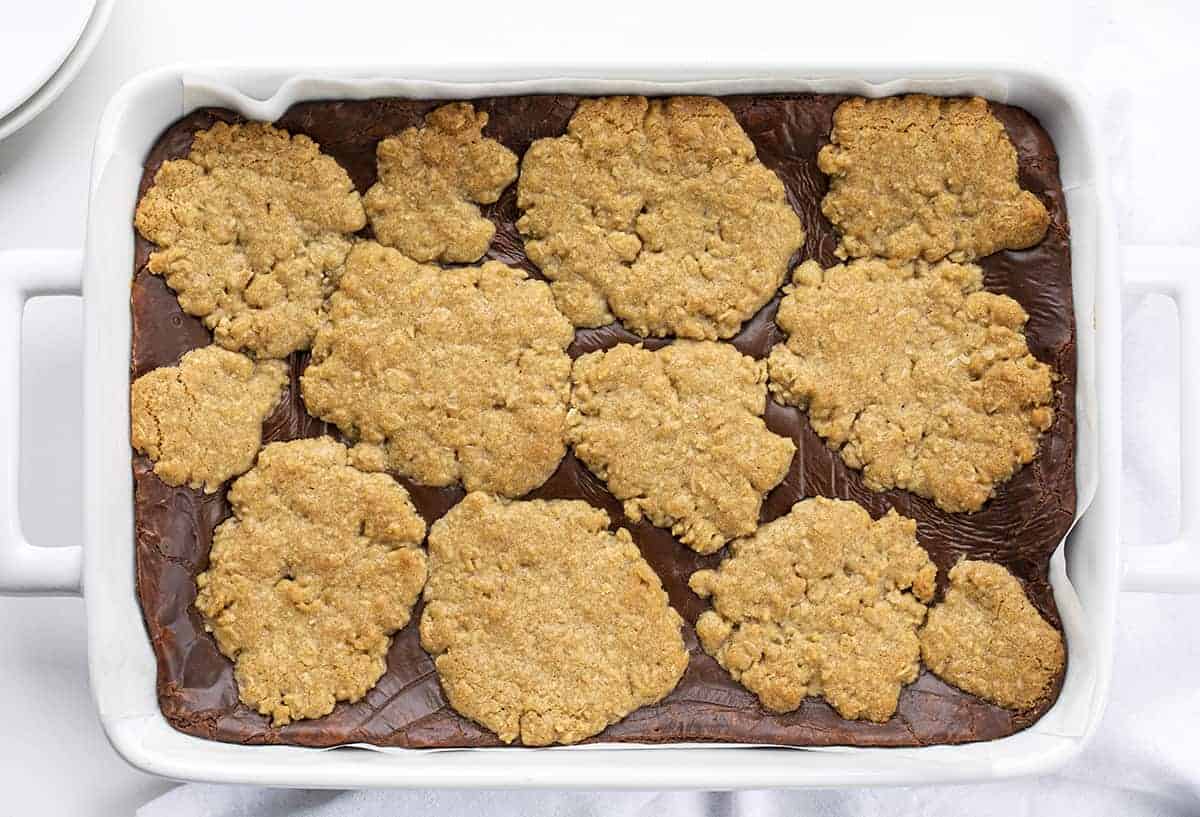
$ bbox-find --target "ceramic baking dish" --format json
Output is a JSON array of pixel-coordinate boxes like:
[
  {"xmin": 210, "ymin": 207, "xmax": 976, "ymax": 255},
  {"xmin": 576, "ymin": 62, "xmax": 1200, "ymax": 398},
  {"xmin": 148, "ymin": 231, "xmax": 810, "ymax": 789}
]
[{"xmin": 1, "ymin": 62, "xmax": 1198, "ymax": 789}]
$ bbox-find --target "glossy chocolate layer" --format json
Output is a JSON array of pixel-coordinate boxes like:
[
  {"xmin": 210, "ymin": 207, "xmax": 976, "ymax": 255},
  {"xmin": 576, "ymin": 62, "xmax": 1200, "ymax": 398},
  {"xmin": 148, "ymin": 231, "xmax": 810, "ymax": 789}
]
[{"xmin": 133, "ymin": 94, "xmax": 1074, "ymax": 748}]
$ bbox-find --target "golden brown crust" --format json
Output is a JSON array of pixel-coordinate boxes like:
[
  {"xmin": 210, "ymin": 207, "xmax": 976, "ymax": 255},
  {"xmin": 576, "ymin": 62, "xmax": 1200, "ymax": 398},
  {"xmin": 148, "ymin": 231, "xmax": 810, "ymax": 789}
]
[
  {"xmin": 818, "ymin": 95, "xmax": 1049, "ymax": 262},
  {"xmin": 301, "ymin": 241, "xmax": 573, "ymax": 497},
  {"xmin": 517, "ymin": 96, "xmax": 805, "ymax": 338},
  {"xmin": 568, "ymin": 341, "xmax": 795, "ymax": 553},
  {"xmin": 420, "ymin": 492, "xmax": 688, "ymax": 746},
  {"xmin": 134, "ymin": 122, "xmax": 366, "ymax": 358},
  {"xmin": 130, "ymin": 345, "xmax": 287, "ymax": 492},
  {"xmin": 689, "ymin": 498, "xmax": 936, "ymax": 722},
  {"xmin": 920, "ymin": 559, "xmax": 1065, "ymax": 710},
  {"xmin": 364, "ymin": 103, "xmax": 517, "ymax": 263},
  {"xmin": 767, "ymin": 258, "xmax": 1054, "ymax": 513},
  {"xmin": 194, "ymin": 438, "xmax": 427, "ymax": 725}
]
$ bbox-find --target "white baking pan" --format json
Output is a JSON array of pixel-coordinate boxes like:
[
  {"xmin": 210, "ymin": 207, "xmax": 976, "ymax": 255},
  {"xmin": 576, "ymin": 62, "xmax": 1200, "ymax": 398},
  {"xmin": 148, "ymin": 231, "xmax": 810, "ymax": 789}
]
[{"xmin": 0, "ymin": 63, "xmax": 1197, "ymax": 789}]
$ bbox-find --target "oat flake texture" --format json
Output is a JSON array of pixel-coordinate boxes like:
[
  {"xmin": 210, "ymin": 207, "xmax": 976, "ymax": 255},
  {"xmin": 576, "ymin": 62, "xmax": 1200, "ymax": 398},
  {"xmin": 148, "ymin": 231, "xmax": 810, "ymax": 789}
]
[
  {"xmin": 130, "ymin": 345, "xmax": 287, "ymax": 492},
  {"xmin": 420, "ymin": 492, "xmax": 688, "ymax": 746},
  {"xmin": 690, "ymin": 497, "xmax": 937, "ymax": 722},
  {"xmin": 134, "ymin": 122, "xmax": 366, "ymax": 358},
  {"xmin": 194, "ymin": 437, "xmax": 427, "ymax": 726},
  {"xmin": 767, "ymin": 258, "xmax": 1054, "ymax": 513},
  {"xmin": 920, "ymin": 559, "xmax": 1065, "ymax": 710},
  {"xmin": 569, "ymin": 341, "xmax": 796, "ymax": 554},
  {"xmin": 301, "ymin": 240, "xmax": 574, "ymax": 497},
  {"xmin": 364, "ymin": 102, "xmax": 518, "ymax": 263},
  {"xmin": 517, "ymin": 95, "xmax": 805, "ymax": 338},
  {"xmin": 818, "ymin": 95, "xmax": 1049, "ymax": 262}
]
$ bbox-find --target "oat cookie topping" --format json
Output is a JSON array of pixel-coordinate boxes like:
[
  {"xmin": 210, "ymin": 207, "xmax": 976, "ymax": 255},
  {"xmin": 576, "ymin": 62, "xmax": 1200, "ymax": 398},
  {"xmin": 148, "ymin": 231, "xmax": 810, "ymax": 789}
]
[
  {"xmin": 420, "ymin": 492, "xmax": 687, "ymax": 745},
  {"xmin": 364, "ymin": 103, "xmax": 518, "ymax": 263},
  {"xmin": 569, "ymin": 341, "xmax": 795, "ymax": 554},
  {"xmin": 818, "ymin": 95, "xmax": 1049, "ymax": 263},
  {"xmin": 134, "ymin": 122, "xmax": 366, "ymax": 358},
  {"xmin": 301, "ymin": 241, "xmax": 573, "ymax": 497},
  {"xmin": 920, "ymin": 559, "xmax": 1064, "ymax": 710},
  {"xmin": 130, "ymin": 345, "xmax": 287, "ymax": 492},
  {"xmin": 690, "ymin": 498, "xmax": 936, "ymax": 721},
  {"xmin": 517, "ymin": 96, "xmax": 805, "ymax": 338},
  {"xmin": 767, "ymin": 258, "xmax": 1054, "ymax": 513},
  {"xmin": 194, "ymin": 437, "xmax": 427, "ymax": 726}
]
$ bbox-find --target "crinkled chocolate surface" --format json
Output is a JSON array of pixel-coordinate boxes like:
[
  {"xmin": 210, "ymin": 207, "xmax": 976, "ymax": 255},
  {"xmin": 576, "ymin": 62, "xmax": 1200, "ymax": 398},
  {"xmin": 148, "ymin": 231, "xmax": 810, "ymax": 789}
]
[{"xmin": 133, "ymin": 94, "xmax": 1075, "ymax": 748}]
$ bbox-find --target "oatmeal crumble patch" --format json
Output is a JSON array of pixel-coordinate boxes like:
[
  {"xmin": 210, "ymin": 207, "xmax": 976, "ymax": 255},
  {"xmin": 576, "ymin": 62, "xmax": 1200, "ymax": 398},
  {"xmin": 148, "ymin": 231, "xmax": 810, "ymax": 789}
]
[
  {"xmin": 920, "ymin": 559, "xmax": 1065, "ymax": 710},
  {"xmin": 194, "ymin": 437, "xmax": 428, "ymax": 726},
  {"xmin": 420, "ymin": 492, "xmax": 687, "ymax": 745},
  {"xmin": 134, "ymin": 122, "xmax": 366, "ymax": 358},
  {"xmin": 301, "ymin": 240, "xmax": 573, "ymax": 497},
  {"xmin": 690, "ymin": 497, "xmax": 937, "ymax": 722},
  {"xmin": 518, "ymin": 95, "xmax": 804, "ymax": 338},
  {"xmin": 767, "ymin": 258, "xmax": 1054, "ymax": 513},
  {"xmin": 818, "ymin": 95, "xmax": 1049, "ymax": 262},
  {"xmin": 568, "ymin": 341, "xmax": 795, "ymax": 553},
  {"xmin": 364, "ymin": 102, "xmax": 518, "ymax": 263},
  {"xmin": 130, "ymin": 345, "xmax": 287, "ymax": 492}
]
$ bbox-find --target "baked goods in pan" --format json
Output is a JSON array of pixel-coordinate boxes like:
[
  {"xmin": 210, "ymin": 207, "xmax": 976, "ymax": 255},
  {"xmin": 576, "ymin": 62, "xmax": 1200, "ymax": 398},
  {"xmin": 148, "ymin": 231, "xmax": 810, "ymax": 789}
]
[{"xmin": 131, "ymin": 92, "xmax": 1075, "ymax": 749}]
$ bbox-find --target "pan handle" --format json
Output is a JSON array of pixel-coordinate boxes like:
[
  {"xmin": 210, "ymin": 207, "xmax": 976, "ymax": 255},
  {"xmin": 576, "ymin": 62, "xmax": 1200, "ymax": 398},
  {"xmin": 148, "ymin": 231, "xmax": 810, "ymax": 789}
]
[
  {"xmin": 1121, "ymin": 245, "xmax": 1200, "ymax": 593},
  {"xmin": 0, "ymin": 250, "xmax": 83, "ymax": 597}
]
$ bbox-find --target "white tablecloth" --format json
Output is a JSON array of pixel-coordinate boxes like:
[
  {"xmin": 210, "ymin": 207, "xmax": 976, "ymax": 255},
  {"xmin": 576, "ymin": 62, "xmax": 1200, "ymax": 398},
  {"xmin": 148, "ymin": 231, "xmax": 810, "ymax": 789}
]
[{"xmin": 0, "ymin": 1, "xmax": 1196, "ymax": 814}]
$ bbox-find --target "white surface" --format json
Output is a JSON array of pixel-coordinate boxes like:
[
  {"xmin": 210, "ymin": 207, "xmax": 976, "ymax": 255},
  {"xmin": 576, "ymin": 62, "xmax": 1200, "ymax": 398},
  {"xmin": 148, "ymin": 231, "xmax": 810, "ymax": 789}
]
[
  {"xmin": 0, "ymin": 0, "xmax": 1194, "ymax": 814},
  {"xmin": 0, "ymin": 0, "xmax": 93, "ymax": 119},
  {"xmin": 81, "ymin": 65, "xmax": 1107, "ymax": 790}
]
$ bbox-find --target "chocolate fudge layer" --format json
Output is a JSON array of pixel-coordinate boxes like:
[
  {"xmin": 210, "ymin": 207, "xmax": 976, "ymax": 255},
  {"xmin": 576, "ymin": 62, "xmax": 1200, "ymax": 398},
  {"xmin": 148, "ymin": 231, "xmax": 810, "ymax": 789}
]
[{"xmin": 133, "ymin": 94, "xmax": 1075, "ymax": 748}]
